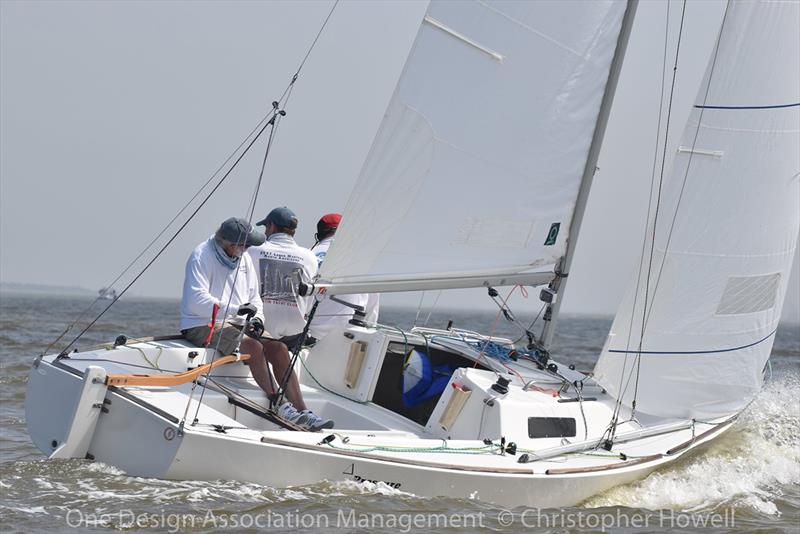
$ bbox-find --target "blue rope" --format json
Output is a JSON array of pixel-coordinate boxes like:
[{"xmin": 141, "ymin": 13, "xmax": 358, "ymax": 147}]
[
  {"xmin": 694, "ymin": 102, "xmax": 799, "ymax": 110},
  {"xmin": 464, "ymin": 339, "xmax": 542, "ymax": 362}
]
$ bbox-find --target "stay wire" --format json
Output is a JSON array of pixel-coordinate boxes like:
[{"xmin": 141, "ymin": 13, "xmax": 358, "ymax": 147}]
[
  {"xmin": 190, "ymin": 1, "xmax": 339, "ymax": 421},
  {"xmin": 413, "ymin": 291, "xmax": 427, "ymax": 327},
  {"xmin": 641, "ymin": 0, "xmax": 732, "ymax": 332},
  {"xmin": 610, "ymin": 2, "xmax": 732, "ymax": 444},
  {"xmin": 295, "ymin": 0, "xmax": 340, "ymax": 78},
  {"xmin": 512, "ymin": 303, "xmax": 547, "ymax": 346},
  {"xmin": 187, "ymin": 85, "xmax": 296, "ymax": 418},
  {"xmin": 193, "ymin": 100, "xmax": 288, "ymax": 423},
  {"xmin": 630, "ymin": 0, "xmax": 689, "ymax": 419},
  {"xmin": 487, "ymin": 285, "xmax": 538, "ymax": 347},
  {"xmin": 629, "ymin": 0, "xmax": 731, "ymax": 425},
  {"xmin": 54, "ymin": 0, "xmax": 339, "ymax": 360},
  {"xmin": 246, "ymin": 104, "xmax": 283, "ymax": 222},
  {"xmin": 422, "ymin": 290, "xmax": 443, "ymax": 326},
  {"xmin": 187, "ymin": 62, "xmax": 304, "ymax": 426},
  {"xmin": 57, "ymin": 114, "xmax": 279, "ymax": 358},
  {"xmin": 41, "ymin": 113, "xmax": 274, "ymax": 358},
  {"xmin": 609, "ymin": 0, "xmax": 674, "ymax": 434}
]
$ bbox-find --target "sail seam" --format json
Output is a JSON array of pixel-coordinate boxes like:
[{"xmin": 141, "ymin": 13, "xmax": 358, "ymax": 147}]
[
  {"xmin": 649, "ymin": 248, "xmax": 796, "ymax": 258},
  {"xmin": 690, "ymin": 121, "xmax": 800, "ymax": 134},
  {"xmin": 608, "ymin": 328, "xmax": 777, "ymax": 355},
  {"xmin": 475, "ymin": 0, "xmax": 584, "ymax": 59}
]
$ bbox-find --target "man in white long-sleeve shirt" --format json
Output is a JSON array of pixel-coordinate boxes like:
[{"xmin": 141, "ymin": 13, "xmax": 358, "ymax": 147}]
[
  {"xmin": 180, "ymin": 218, "xmax": 266, "ymax": 350},
  {"xmin": 181, "ymin": 217, "xmax": 332, "ymax": 431},
  {"xmin": 309, "ymin": 213, "xmax": 379, "ymax": 340}
]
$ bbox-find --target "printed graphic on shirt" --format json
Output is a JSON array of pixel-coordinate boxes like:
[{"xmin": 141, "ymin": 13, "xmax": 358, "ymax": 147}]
[{"xmin": 257, "ymin": 255, "xmax": 302, "ymax": 306}]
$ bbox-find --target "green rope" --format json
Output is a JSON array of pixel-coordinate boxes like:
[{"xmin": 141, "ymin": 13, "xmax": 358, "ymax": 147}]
[
  {"xmin": 102, "ymin": 339, "xmax": 163, "ymax": 370},
  {"xmin": 297, "ymin": 352, "xmax": 370, "ymax": 405},
  {"xmin": 131, "ymin": 345, "xmax": 162, "ymax": 369},
  {"xmin": 326, "ymin": 441, "xmax": 502, "ymax": 455},
  {"xmin": 376, "ymin": 323, "xmax": 410, "ymax": 357}
]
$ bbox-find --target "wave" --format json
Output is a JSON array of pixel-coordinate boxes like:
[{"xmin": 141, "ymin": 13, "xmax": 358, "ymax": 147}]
[{"xmin": 585, "ymin": 369, "xmax": 800, "ymax": 515}]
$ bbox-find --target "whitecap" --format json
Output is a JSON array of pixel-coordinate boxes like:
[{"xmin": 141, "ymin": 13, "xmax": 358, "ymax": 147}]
[
  {"xmin": 584, "ymin": 370, "xmax": 799, "ymax": 514},
  {"xmin": 82, "ymin": 462, "xmax": 125, "ymax": 476},
  {"xmin": 5, "ymin": 506, "xmax": 48, "ymax": 515},
  {"xmin": 326, "ymin": 478, "xmax": 413, "ymax": 497}
]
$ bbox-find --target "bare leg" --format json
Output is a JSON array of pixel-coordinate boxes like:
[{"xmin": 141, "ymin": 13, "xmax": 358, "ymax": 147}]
[
  {"xmin": 261, "ymin": 340, "xmax": 307, "ymax": 411},
  {"xmin": 241, "ymin": 337, "xmax": 275, "ymax": 397}
]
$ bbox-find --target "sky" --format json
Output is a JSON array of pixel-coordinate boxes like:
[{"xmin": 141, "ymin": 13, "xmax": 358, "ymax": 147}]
[{"xmin": 1, "ymin": 0, "xmax": 798, "ymax": 323}]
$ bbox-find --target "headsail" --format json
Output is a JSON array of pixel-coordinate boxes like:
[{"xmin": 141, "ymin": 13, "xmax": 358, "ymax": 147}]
[
  {"xmin": 317, "ymin": 0, "xmax": 631, "ymax": 294},
  {"xmin": 593, "ymin": 0, "xmax": 800, "ymax": 419}
]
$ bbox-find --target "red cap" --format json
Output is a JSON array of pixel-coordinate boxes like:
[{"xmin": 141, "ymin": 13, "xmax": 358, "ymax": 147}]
[{"xmin": 317, "ymin": 213, "xmax": 342, "ymax": 231}]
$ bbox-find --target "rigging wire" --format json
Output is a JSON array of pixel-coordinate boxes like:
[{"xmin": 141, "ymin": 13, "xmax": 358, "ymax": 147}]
[
  {"xmin": 412, "ymin": 291, "xmax": 427, "ymax": 327},
  {"xmin": 609, "ymin": 1, "xmax": 733, "ymax": 445},
  {"xmin": 422, "ymin": 290, "xmax": 443, "ymax": 326},
  {"xmin": 511, "ymin": 303, "xmax": 547, "ymax": 346},
  {"xmin": 640, "ymin": 0, "xmax": 732, "ymax": 331},
  {"xmin": 192, "ymin": 103, "xmax": 289, "ymax": 423},
  {"xmin": 608, "ymin": 0, "xmax": 675, "ymax": 437},
  {"xmin": 630, "ymin": 0, "xmax": 732, "ymax": 417},
  {"xmin": 54, "ymin": 0, "xmax": 339, "ymax": 362},
  {"xmin": 183, "ymin": 0, "xmax": 341, "ymax": 424},
  {"xmin": 629, "ymin": 0, "xmax": 690, "ymax": 419},
  {"xmin": 41, "ymin": 112, "xmax": 274, "ymax": 358},
  {"xmin": 57, "ymin": 115, "xmax": 280, "ymax": 358}
]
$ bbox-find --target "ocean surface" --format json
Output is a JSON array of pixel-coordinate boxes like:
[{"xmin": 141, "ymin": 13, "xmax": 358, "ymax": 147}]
[{"xmin": 1, "ymin": 292, "xmax": 798, "ymax": 533}]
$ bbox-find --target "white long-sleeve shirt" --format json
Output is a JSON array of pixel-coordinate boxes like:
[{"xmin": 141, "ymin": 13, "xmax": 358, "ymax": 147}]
[
  {"xmin": 180, "ymin": 237, "xmax": 264, "ymax": 331},
  {"xmin": 248, "ymin": 233, "xmax": 318, "ymax": 338},
  {"xmin": 309, "ymin": 237, "xmax": 379, "ymax": 339}
]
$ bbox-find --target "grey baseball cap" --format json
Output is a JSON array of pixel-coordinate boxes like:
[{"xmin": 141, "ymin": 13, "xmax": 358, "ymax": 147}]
[
  {"xmin": 217, "ymin": 217, "xmax": 266, "ymax": 246},
  {"xmin": 256, "ymin": 206, "xmax": 298, "ymax": 229}
]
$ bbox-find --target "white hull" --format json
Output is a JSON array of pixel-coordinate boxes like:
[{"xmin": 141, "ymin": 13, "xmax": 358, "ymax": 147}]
[{"xmin": 26, "ymin": 326, "xmax": 735, "ymax": 508}]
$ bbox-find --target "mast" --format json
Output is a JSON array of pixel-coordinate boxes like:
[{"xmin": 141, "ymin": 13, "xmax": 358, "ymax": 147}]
[{"xmin": 540, "ymin": 0, "xmax": 639, "ymax": 350}]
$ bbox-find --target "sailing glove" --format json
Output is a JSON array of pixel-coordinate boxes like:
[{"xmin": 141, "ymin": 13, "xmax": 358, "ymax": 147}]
[
  {"xmin": 245, "ymin": 317, "xmax": 264, "ymax": 339},
  {"xmin": 237, "ymin": 302, "xmax": 258, "ymax": 320}
]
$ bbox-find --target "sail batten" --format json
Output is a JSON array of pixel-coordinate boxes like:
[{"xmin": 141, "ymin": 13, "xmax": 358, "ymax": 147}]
[{"xmin": 320, "ymin": 0, "xmax": 631, "ymax": 296}]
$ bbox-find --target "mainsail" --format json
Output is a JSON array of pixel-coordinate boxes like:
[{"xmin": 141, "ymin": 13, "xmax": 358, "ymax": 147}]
[
  {"xmin": 593, "ymin": 0, "xmax": 800, "ymax": 419},
  {"xmin": 317, "ymin": 0, "xmax": 632, "ymax": 294}
]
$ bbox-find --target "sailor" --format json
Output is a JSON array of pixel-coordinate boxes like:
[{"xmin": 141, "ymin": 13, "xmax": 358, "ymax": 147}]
[
  {"xmin": 309, "ymin": 213, "xmax": 380, "ymax": 340},
  {"xmin": 180, "ymin": 217, "xmax": 332, "ymax": 431},
  {"xmin": 249, "ymin": 206, "xmax": 319, "ymax": 349}
]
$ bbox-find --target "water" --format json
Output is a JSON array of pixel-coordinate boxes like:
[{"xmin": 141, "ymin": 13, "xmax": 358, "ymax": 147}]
[{"xmin": 1, "ymin": 293, "xmax": 798, "ymax": 533}]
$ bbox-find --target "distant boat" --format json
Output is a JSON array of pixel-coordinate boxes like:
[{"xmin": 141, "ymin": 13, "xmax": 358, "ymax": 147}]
[{"xmin": 97, "ymin": 288, "xmax": 117, "ymax": 301}]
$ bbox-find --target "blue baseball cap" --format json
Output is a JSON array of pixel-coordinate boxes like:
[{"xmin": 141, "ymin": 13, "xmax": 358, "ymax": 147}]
[{"xmin": 256, "ymin": 206, "xmax": 298, "ymax": 229}]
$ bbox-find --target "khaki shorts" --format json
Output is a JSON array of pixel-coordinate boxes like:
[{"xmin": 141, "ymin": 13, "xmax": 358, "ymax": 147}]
[{"xmin": 182, "ymin": 325, "xmax": 242, "ymax": 355}]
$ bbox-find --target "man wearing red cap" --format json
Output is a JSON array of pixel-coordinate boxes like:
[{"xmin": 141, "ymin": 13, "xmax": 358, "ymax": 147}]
[
  {"xmin": 312, "ymin": 213, "xmax": 342, "ymax": 266},
  {"xmin": 310, "ymin": 213, "xmax": 380, "ymax": 340}
]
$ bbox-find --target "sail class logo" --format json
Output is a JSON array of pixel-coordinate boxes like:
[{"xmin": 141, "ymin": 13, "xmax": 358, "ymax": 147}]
[{"xmin": 544, "ymin": 223, "xmax": 560, "ymax": 246}]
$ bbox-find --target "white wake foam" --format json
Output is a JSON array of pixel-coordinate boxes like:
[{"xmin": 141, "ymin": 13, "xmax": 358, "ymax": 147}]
[{"xmin": 585, "ymin": 371, "xmax": 800, "ymax": 514}]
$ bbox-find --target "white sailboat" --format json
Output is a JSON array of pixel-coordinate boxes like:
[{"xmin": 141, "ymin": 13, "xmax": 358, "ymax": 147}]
[
  {"xmin": 98, "ymin": 288, "xmax": 117, "ymax": 301},
  {"xmin": 25, "ymin": 0, "xmax": 798, "ymax": 508}
]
